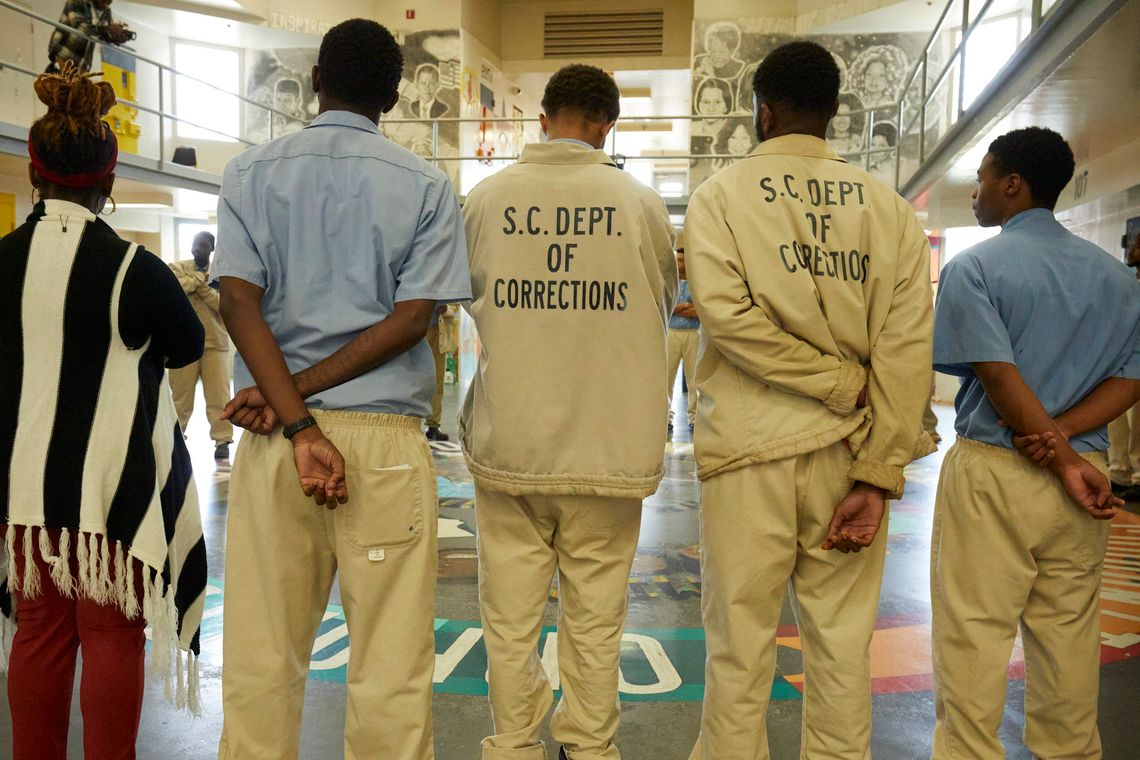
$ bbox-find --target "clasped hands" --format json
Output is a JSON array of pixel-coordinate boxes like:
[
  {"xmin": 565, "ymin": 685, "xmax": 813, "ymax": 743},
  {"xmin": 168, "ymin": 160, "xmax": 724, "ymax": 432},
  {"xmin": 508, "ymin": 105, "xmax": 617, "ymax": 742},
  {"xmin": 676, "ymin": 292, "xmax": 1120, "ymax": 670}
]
[
  {"xmin": 1000, "ymin": 420, "xmax": 1120, "ymax": 520},
  {"xmin": 220, "ymin": 387, "xmax": 348, "ymax": 508}
]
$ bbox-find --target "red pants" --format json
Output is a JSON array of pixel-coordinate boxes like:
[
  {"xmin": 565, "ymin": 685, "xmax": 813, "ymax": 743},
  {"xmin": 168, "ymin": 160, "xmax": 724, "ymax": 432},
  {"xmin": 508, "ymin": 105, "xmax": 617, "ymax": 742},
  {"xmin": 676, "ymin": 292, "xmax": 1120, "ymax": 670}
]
[{"xmin": 6, "ymin": 528, "xmax": 146, "ymax": 760}]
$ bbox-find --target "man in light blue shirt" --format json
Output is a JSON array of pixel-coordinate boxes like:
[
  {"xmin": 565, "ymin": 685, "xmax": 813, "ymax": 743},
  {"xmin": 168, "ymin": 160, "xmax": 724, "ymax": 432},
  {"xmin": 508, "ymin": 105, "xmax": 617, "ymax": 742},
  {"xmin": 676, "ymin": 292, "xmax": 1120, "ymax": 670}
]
[
  {"xmin": 212, "ymin": 20, "xmax": 469, "ymax": 760},
  {"xmin": 930, "ymin": 127, "xmax": 1140, "ymax": 760}
]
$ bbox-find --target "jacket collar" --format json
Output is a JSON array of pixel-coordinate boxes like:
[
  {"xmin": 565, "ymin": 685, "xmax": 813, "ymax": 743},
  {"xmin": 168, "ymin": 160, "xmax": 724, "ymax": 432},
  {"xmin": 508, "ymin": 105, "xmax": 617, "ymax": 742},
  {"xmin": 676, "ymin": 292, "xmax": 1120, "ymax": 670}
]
[
  {"xmin": 518, "ymin": 141, "xmax": 617, "ymax": 167},
  {"xmin": 747, "ymin": 133, "xmax": 845, "ymax": 163}
]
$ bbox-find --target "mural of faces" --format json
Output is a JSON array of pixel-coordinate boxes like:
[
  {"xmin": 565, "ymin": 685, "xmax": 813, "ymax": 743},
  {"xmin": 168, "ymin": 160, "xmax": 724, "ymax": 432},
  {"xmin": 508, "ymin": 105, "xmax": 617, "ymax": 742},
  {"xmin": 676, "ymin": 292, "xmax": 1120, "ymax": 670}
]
[{"xmin": 689, "ymin": 24, "xmax": 928, "ymax": 190}]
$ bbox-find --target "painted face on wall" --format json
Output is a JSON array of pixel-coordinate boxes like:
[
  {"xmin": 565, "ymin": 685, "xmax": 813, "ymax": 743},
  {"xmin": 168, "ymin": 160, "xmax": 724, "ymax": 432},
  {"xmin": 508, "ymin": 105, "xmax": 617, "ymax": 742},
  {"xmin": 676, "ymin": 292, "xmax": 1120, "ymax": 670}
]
[
  {"xmin": 275, "ymin": 89, "xmax": 300, "ymax": 115},
  {"xmin": 863, "ymin": 61, "xmax": 888, "ymax": 98},
  {"xmin": 417, "ymin": 70, "xmax": 439, "ymax": 101},
  {"xmin": 727, "ymin": 124, "xmax": 751, "ymax": 155},
  {"xmin": 708, "ymin": 37, "xmax": 731, "ymax": 67},
  {"xmin": 698, "ymin": 86, "xmax": 728, "ymax": 116},
  {"xmin": 832, "ymin": 104, "xmax": 852, "ymax": 135}
]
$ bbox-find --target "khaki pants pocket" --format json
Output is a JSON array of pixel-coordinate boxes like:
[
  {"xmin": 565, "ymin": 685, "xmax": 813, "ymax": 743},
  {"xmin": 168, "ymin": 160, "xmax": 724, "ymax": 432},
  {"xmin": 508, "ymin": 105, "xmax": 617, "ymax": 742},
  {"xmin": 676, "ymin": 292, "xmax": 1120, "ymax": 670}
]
[{"xmin": 341, "ymin": 465, "xmax": 425, "ymax": 549}]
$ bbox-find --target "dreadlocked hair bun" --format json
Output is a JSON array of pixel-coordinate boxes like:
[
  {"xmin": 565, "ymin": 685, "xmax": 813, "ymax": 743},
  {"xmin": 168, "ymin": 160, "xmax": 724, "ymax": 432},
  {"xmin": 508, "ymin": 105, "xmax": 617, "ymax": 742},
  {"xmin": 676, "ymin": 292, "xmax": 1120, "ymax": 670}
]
[
  {"xmin": 33, "ymin": 61, "xmax": 116, "ymax": 149},
  {"xmin": 30, "ymin": 61, "xmax": 118, "ymax": 182}
]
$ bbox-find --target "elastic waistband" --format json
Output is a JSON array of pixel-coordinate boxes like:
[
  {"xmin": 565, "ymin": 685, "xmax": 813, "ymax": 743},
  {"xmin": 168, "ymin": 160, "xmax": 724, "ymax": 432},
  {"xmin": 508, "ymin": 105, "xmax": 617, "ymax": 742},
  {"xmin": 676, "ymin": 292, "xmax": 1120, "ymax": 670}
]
[
  {"xmin": 953, "ymin": 435, "xmax": 1106, "ymax": 464},
  {"xmin": 310, "ymin": 409, "xmax": 422, "ymax": 430}
]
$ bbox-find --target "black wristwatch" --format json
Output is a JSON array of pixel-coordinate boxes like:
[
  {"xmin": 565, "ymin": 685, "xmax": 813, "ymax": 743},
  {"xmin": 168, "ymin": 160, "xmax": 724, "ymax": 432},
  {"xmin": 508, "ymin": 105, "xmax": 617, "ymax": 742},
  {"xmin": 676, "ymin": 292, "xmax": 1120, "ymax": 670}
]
[{"xmin": 282, "ymin": 415, "xmax": 318, "ymax": 440}]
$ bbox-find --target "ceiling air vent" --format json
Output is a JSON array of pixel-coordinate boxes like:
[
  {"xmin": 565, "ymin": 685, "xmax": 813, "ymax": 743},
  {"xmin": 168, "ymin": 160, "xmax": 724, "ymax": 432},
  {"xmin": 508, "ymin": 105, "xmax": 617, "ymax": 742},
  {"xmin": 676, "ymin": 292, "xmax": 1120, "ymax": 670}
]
[{"xmin": 544, "ymin": 10, "xmax": 665, "ymax": 58}]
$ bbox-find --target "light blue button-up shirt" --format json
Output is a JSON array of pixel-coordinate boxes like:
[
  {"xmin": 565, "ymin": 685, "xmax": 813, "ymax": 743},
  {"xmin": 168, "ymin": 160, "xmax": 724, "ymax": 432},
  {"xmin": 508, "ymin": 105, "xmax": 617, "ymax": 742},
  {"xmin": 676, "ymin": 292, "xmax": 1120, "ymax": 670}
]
[
  {"xmin": 934, "ymin": 208, "xmax": 1140, "ymax": 451},
  {"xmin": 214, "ymin": 110, "xmax": 472, "ymax": 416}
]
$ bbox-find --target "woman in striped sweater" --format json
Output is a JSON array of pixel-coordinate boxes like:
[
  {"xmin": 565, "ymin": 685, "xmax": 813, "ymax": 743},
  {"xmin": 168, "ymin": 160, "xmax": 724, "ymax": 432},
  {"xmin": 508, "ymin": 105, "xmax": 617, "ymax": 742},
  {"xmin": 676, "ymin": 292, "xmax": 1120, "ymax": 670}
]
[{"xmin": 0, "ymin": 62, "xmax": 208, "ymax": 759}]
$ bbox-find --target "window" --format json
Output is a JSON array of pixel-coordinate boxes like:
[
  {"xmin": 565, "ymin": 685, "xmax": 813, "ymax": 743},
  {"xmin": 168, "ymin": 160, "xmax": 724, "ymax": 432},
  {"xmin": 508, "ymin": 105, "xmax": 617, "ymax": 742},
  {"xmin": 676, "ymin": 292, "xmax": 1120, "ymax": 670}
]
[{"xmin": 174, "ymin": 42, "xmax": 240, "ymax": 142}]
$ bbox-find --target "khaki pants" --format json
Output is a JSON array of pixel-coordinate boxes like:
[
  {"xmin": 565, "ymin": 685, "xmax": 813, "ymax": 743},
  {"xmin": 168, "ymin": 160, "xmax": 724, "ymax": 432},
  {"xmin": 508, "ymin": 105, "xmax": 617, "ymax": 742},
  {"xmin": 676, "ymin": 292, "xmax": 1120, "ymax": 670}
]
[
  {"xmin": 218, "ymin": 410, "xmax": 438, "ymax": 760},
  {"xmin": 169, "ymin": 347, "xmax": 234, "ymax": 444},
  {"xmin": 1108, "ymin": 402, "xmax": 1140, "ymax": 485},
  {"xmin": 426, "ymin": 323, "xmax": 446, "ymax": 428},
  {"xmin": 475, "ymin": 487, "xmax": 643, "ymax": 760},
  {"xmin": 690, "ymin": 442, "xmax": 887, "ymax": 760},
  {"xmin": 667, "ymin": 328, "xmax": 699, "ymax": 427},
  {"xmin": 931, "ymin": 437, "xmax": 1109, "ymax": 760}
]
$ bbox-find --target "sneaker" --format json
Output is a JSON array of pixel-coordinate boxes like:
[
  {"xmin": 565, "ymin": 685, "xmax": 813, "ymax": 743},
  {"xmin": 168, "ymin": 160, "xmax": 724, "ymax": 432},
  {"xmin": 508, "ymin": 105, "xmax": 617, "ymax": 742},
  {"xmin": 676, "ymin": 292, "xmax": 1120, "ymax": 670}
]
[
  {"xmin": 425, "ymin": 426, "xmax": 450, "ymax": 442},
  {"xmin": 1121, "ymin": 484, "xmax": 1140, "ymax": 503},
  {"xmin": 214, "ymin": 442, "xmax": 230, "ymax": 460}
]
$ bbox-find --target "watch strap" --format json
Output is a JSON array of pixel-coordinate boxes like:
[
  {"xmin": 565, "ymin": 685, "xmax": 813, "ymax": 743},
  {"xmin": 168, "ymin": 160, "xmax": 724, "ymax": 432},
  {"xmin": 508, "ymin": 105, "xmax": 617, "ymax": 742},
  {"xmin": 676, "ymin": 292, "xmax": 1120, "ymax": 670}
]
[{"xmin": 282, "ymin": 415, "xmax": 318, "ymax": 440}]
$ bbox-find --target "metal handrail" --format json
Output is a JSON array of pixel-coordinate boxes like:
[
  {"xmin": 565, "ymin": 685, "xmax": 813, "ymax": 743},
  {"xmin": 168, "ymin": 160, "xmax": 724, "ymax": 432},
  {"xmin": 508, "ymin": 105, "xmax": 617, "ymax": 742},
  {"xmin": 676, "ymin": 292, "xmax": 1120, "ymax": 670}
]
[{"xmin": 891, "ymin": 0, "xmax": 1060, "ymax": 190}]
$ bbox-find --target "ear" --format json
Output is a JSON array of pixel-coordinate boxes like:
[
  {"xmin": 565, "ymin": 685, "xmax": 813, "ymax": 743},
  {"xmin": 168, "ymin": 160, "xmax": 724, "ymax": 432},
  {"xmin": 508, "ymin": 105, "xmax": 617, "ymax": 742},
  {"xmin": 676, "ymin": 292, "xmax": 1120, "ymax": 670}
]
[
  {"xmin": 382, "ymin": 89, "xmax": 400, "ymax": 115},
  {"xmin": 539, "ymin": 113, "xmax": 550, "ymax": 135},
  {"xmin": 598, "ymin": 119, "xmax": 617, "ymax": 142},
  {"xmin": 311, "ymin": 65, "xmax": 320, "ymax": 94},
  {"xmin": 830, "ymin": 99, "xmax": 840, "ymax": 120},
  {"xmin": 758, "ymin": 102, "xmax": 774, "ymax": 139},
  {"xmin": 1004, "ymin": 172, "xmax": 1023, "ymax": 198}
]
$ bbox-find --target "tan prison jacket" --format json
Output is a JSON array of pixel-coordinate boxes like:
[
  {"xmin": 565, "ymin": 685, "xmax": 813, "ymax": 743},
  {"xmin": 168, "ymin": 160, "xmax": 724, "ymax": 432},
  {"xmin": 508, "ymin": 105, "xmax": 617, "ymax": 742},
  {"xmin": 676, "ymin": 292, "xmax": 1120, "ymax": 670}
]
[
  {"xmin": 170, "ymin": 259, "xmax": 229, "ymax": 350},
  {"xmin": 685, "ymin": 134, "xmax": 934, "ymax": 497},
  {"xmin": 460, "ymin": 141, "xmax": 678, "ymax": 498}
]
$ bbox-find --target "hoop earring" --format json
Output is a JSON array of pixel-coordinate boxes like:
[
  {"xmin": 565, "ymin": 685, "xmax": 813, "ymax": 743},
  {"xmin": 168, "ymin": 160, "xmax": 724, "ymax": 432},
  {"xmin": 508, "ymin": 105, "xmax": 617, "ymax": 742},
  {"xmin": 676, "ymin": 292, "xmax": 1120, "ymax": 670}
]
[
  {"xmin": 102, "ymin": 196, "xmax": 116, "ymax": 216},
  {"xmin": 30, "ymin": 187, "xmax": 39, "ymax": 205}
]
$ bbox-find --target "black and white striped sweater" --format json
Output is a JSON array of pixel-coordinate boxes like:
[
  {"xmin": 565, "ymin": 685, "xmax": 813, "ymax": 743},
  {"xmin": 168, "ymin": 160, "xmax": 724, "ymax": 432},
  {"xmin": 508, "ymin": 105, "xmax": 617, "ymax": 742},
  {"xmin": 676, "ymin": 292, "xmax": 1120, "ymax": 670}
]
[{"xmin": 0, "ymin": 199, "xmax": 208, "ymax": 711}]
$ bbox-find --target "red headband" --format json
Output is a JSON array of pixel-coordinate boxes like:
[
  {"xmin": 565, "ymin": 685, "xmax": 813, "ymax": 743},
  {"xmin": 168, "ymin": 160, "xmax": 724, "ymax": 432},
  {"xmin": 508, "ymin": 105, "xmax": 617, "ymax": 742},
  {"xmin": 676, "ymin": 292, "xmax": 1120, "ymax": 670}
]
[{"xmin": 28, "ymin": 136, "xmax": 118, "ymax": 189}]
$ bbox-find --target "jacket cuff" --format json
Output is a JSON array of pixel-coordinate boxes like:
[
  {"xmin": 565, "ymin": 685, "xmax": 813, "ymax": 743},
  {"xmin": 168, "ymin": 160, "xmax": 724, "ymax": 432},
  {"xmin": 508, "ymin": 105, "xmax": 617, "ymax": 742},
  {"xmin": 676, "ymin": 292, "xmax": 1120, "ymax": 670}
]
[
  {"xmin": 848, "ymin": 458, "xmax": 905, "ymax": 500},
  {"xmin": 825, "ymin": 361, "xmax": 866, "ymax": 415}
]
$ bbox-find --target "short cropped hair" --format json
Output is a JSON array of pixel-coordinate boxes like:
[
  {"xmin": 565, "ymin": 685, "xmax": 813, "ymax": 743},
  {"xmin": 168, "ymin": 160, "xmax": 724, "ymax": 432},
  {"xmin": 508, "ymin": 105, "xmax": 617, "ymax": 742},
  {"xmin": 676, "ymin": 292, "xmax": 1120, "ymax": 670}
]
[
  {"xmin": 987, "ymin": 127, "xmax": 1075, "ymax": 209},
  {"xmin": 318, "ymin": 19, "xmax": 403, "ymax": 112},
  {"xmin": 752, "ymin": 40, "xmax": 840, "ymax": 116},
  {"xmin": 194, "ymin": 231, "xmax": 215, "ymax": 247},
  {"xmin": 541, "ymin": 64, "xmax": 620, "ymax": 123}
]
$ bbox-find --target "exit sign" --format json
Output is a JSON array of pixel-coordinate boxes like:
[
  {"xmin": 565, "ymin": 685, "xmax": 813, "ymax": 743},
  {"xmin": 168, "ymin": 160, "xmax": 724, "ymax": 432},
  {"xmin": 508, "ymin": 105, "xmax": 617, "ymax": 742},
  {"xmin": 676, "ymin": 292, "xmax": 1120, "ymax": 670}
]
[{"xmin": 406, "ymin": 9, "xmax": 415, "ymax": 19}]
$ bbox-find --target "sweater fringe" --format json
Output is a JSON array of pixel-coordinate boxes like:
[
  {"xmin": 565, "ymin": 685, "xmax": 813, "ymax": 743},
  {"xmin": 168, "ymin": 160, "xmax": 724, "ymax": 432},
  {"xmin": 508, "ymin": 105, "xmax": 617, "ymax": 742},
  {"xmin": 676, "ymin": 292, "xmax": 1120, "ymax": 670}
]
[{"xmin": 0, "ymin": 524, "xmax": 200, "ymax": 715}]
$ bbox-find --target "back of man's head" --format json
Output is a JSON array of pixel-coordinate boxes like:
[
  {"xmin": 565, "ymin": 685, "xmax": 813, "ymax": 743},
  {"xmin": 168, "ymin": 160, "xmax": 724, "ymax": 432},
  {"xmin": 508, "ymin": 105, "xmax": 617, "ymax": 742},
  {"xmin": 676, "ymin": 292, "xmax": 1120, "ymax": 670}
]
[
  {"xmin": 541, "ymin": 65, "xmax": 620, "ymax": 124},
  {"xmin": 752, "ymin": 41, "xmax": 840, "ymax": 119},
  {"xmin": 318, "ymin": 19, "xmax": 403, "ymax": 114},
  {"xmin": 987, "ymin": 127, "xmax": 1074, "ymax": 210}
]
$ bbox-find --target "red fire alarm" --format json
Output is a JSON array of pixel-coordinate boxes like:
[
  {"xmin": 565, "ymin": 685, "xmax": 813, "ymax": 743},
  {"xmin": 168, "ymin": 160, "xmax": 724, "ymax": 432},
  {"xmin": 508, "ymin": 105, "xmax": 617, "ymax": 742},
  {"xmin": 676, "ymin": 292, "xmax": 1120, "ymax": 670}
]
[{"xmin": 406, "ymin": 9, "xmax": 415, "ymax": 19}]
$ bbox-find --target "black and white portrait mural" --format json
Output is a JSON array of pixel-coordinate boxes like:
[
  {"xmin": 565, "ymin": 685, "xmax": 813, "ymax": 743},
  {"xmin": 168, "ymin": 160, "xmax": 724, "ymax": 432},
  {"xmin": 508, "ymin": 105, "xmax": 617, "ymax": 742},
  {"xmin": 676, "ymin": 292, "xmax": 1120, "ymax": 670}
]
[
  {"xmin": 245, "ymin": 48, "xmax": 319, "ymax": 143},
  {"xmin": 381, "ymin": 29, "xmax": 462, "ymax": 186},
  {"xmin": 690, "ymin": 21, "xmax": 931, "ymax": 189}
]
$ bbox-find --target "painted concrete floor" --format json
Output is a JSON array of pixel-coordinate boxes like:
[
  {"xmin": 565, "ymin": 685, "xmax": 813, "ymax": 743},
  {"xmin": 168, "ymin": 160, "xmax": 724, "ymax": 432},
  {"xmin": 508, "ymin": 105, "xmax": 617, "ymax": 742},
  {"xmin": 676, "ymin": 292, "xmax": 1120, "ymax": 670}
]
[{"xmin": 2, "ymin": 385, "xmax": 1139, "ymax": 760}]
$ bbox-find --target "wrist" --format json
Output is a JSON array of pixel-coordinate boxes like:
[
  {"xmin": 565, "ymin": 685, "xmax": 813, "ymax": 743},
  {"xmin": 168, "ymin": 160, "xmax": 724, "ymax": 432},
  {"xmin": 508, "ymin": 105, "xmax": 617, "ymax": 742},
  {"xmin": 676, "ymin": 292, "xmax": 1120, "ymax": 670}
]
[
  {"xmin": 852, "ymin": 481, "xmax": 887, "ymax": 497},
  {"xmin": 282, "ymin": 414, "xmax": 319, "ymax": 441}
]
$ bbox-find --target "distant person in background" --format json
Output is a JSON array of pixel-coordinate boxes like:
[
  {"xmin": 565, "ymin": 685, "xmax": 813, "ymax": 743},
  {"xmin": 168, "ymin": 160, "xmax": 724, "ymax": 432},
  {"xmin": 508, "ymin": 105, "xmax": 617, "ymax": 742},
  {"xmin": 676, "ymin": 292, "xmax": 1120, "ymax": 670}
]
[
  {"xmin": 1108, "ymin": 233, "xmax": 1140, "ymax": 500},
  {"xmin": 169, "ymin": 231, "xmax": 234, "ymax": 460},
  {"xmin": 425, "ymin": 303, "xmax": 457, "ymax": 441},
  {"xmin": 667, "ymin": 246, "xmax": 699, "ymax": 436},
  {"xmin": 47, "ymin": 0, "xmax": 132, "ymax": 74}
]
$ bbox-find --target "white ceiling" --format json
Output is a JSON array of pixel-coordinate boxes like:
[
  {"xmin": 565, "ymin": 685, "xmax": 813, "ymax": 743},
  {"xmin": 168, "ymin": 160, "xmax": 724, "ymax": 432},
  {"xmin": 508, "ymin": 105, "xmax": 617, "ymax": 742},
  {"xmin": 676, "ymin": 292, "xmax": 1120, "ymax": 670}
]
[{"xmin": 116, "ymin": 1, "xmax": 319, "ymax": 49}]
